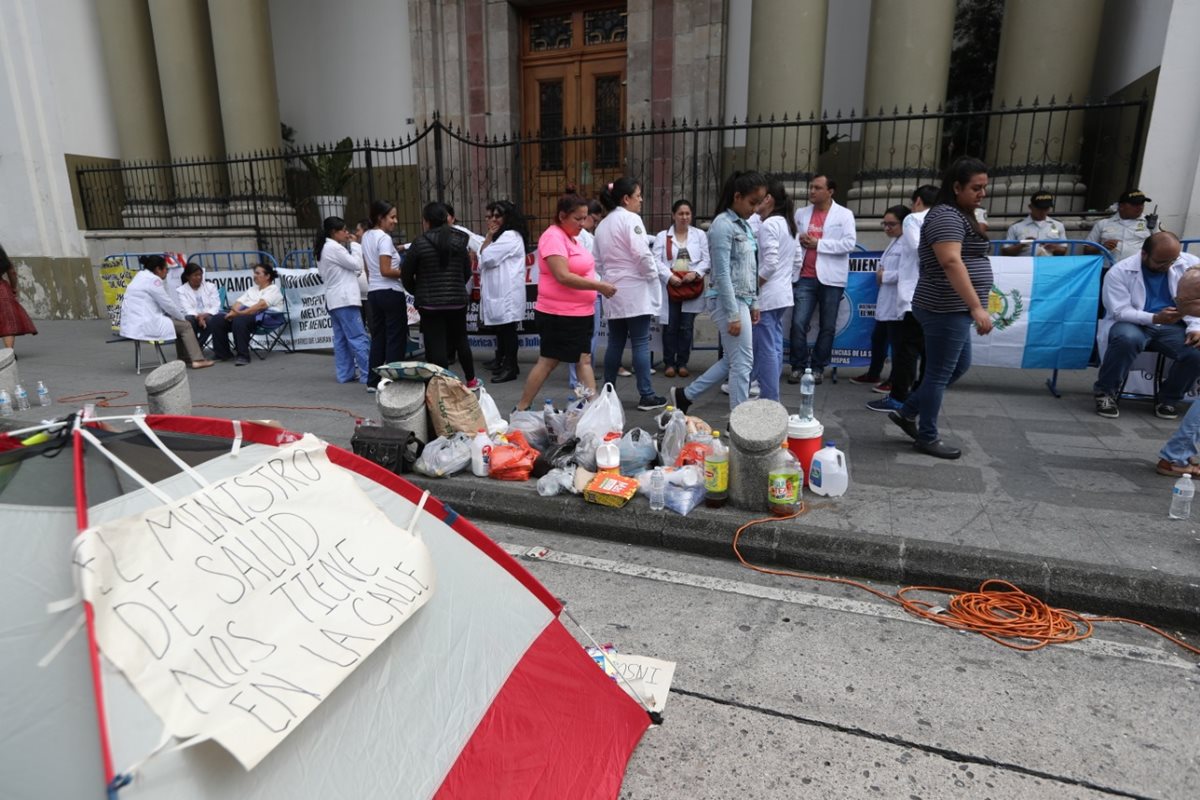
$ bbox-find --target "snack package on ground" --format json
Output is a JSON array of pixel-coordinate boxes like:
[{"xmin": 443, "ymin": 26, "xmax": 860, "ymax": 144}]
[
  {"xmin": 664, "ymin": 481, "xmax": 706, "ymax": 516},
  {"xmin": 476, "ymin": 385, "xmax": 508, "ymax": 436},
  {"xmin": 584, "ymin": 471, "xmax": 641, "ymax": 507},
  {"xmin": 674, "ymin": 440, "xmax": 713, "ymax": 468},
  {"xmin": 426, "ymin": 374, "xmax": 487, "ymax": 436},
  {"xmin": 508, "ymin": 409, "xmax": 550, "ymax": 451},
  {"xmin": 537, "ymin": 466, "xmax": 578, "ymax": 496},
  {"xmin": 532, "ymin": 436, "xmax": 580, "ymax": 479},
  {"xmin": 659, "ymin": 409, "xmax": 688, "ymax": 466},
  {"xmin": 575, "ymin": 432, "xmax": 601, "ymax": 471},
  {"xmin": 576, "ymin": 382, "xmax": 625, "ymax": 441},
  {"xmin": 684, "ymin": 416, "xmax": 712, "ymax": 440},
  {"xmin": 619, "ymin": 428, "xmax": 658, "ymax": 476},
  {"xmin": 413, "ymin": 432, "xmax": 473, "ymax": 477},
  {"xmin": 488, "ymin": 433, "xmax": 539, "ymax": 481}
]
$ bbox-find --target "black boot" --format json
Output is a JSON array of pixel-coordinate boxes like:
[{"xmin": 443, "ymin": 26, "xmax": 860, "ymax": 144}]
[
  {"xmin": 492, "ymin": 359, "xmax": 519, "ymax": 383},
  {"xmin": 482, "ymin": 355, "xmax": 502, "ymax": 371}
]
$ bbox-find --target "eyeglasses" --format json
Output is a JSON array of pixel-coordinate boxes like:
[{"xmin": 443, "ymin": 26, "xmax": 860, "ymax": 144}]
[{"xmin": 881, "ymin": 221, "xmax": 899, "ymax": 229}]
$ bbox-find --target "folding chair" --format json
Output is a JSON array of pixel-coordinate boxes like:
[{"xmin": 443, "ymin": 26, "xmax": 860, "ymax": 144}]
[{"xmin": 249, "ymin": 289, "xmax": 294, "ymax": 360}]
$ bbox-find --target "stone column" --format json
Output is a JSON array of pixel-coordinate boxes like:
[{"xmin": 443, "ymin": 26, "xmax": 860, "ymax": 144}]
[
  {"xmin": 95, "ymin": 0, "xmax": 174, "ymax": 226},
  {"xmin": 986, "ymin": 0, "xmax": 1104, "ymax": 214},
  {"xmin": 745, "ymin": 0, "xmax": 827, "ymax": 178},
  {"xmin": 848, "ymin": 0, "xmax": 955, "ymax": 215},
  {"xmin": 208, "ymin": 0, "xmax": 290, "ymax": 226},
  {"xmin": 147, "ymin": 0, "xmax": 228, "ymax": 223}
]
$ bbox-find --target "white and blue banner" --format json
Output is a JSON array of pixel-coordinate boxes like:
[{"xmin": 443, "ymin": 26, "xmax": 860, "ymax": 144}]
[
  {"xmin": 807, "ymin": 253, "xmax": 1102, "ymax": 370},
  {"xmin": 971, "ymin": 255, "xmax": 1103, "ymax": 369}
]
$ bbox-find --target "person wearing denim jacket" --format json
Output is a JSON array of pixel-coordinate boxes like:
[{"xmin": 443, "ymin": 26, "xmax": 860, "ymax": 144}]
[{"xmin": 670, "ymin": 171, "xmax": 768, "ymax": 414}]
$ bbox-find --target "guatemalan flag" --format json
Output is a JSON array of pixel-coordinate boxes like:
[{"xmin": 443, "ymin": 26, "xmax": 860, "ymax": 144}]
[{"xmin": 971, "ymin": 255, "xmax": 1104, "ymax": 369}]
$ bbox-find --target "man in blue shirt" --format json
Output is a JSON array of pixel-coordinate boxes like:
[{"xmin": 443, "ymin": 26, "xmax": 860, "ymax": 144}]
[{"xmin": 1093, "ymin": 232, "xmax": 1200, "ymax": 419}]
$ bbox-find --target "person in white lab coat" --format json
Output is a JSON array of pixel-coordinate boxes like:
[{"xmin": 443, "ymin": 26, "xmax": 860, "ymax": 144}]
[
  {"xmin": 479, "ymin": 199, "xmax": 529, "ymax": 383},
  {"xmin": 207, "ymin": 262, "xmax": 286, "ymax": 365},
  {"xmin": 748, "ymin": 179, "xmax": 797, "ymax": 402},
  {"xmin": 120, "ymin": 254, "xmax": 213, "ymax": 368},
  {"xmin": 653, "ymin": 199, "xmax": 710, "ymax": 378},
  {"xmin": 316, "ymin": 216, "xmax": 371, "ymax": 384},
  {"xmin": 175, "ymin": 262, "xmax": 223, "ymax": 349},
  {"xmin": 595, "ymin": 177, "xmax": 669, "ymax": 411}
]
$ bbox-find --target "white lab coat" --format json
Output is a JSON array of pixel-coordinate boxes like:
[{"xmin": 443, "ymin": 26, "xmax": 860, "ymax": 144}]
[
  {"xmin": 875, "ymin": 238, "xmax": 903, "ymax": 322},
  {"xmin": 120, "ymin": 269, "xmax": 184, "ymax": 341},
  {"xmin": 479, "ymin": 229, "xmax": 527, "ymax": 326},
  {"xmin": 896, "ymin": 209, "xmax": 928, "ymax": 314},
  {"xmin": 1097, "ymin": 252, "xmax": 1200, "ymax": 349},
  {"xmin": 755, "ymin": 215, "xmax": 797, "ymax": 312},
  {"xmin": 653, "ymin": 225, "xmax": 711, "ymax": 320},
  {"xmin": 793, "ymin": 200, "xmax": 858, "ymax": 287},
  {"xmin": 595, "ymin": 206, "xmax": 668, "ymax": 320},
  {"xmin": 350, "ymin": 240, "xmax": 369, "ymax": 300},
  {"xmin": 175, "ymin": 280, "xmax": 220, "ymax": 317},
  {"xmin": 318, "ymin": 239, "xmax": 364, "ymax": 310}
]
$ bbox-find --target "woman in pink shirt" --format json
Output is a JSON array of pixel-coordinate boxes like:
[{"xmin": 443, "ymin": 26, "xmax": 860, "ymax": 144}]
[{"xmin": 515, "ymin": 191, "xmax": 617, "ymax": 410}]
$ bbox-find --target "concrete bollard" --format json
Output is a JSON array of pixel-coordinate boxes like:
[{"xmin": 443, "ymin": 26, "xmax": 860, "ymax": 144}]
[
  {"xmin": 0, "ymin": 348, "xmax": 16, "ymax": 398},
  {"xmin": 377, "ymin": 379, "xmax": 429, "ymax": 442},
  {"xmin": 144, "ymin": 361, "xmax": 192, "ymax": 416},
  {"xmin": 728, "ymin": 399, "xmax": 789, "ymax": 512}
]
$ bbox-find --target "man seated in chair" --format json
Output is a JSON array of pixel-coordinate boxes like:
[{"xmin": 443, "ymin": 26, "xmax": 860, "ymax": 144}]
[
  {"xmin": 208, "ymin": 263, "xmax": 285, "ymax": 365},
  {"xmin": 1155, "ymin": 266, "xmax": 1200, "ymax": 476},
  {"xmin": 1093, "ymin": 232, "xmax": 1200, "ymax": 420}
]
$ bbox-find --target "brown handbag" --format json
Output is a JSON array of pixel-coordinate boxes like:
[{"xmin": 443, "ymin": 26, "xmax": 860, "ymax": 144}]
[{"xmin": 665, "ymin": 235, "xmax": 704, "ymax": 301}]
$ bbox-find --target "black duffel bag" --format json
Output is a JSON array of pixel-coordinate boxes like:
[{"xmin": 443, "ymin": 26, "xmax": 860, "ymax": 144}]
[{"xmin": 350, "ymin": 425, "xmax": 423, "ymax": 475}]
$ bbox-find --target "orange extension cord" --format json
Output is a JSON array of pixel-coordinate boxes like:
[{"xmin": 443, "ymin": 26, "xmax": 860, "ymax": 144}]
[{"xmin": 734, "ymin": 503, "xmax": 1200, "ymax": 657}]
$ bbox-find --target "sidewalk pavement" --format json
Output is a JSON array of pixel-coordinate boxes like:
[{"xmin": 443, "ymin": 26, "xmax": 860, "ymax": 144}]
[{"xmin": 5, "ymin": 320, "xmax": 1199, "ymax": 629}]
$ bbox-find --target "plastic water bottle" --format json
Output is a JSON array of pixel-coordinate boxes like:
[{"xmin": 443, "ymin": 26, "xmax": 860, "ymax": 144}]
[
  {"xmin": 799, "ymin": 368, "xmax": 815, "ymax": 421},
  {"xmin": 470, "ymin": 429, "xmax": 492, "ymax": 477},
  {"xmin": 1169, "ymin": 474, "xmax": 1194, "ymax": 520},
  {"xmin": 36, "ymin": 380, "xmax": 50, "ymax": 407},
  {"xmin": 649, "ymin": 467, "xmax": 666, "ymax": 511},
  {"xmin": 543, "ymin": 397, "xmax": 556, "ymax": 427},
  {"xmin": 767, "ymin": 444, "xmax": 802, "ymax": 516},
  {"xmin": 704, "ymin": 431, "xmax": 729, "ymax": 508},
  {"xmin": 0, "ymin": 389, "xmax": 11, "ymax": 417},
  {"xmin": 13, "ymin": 384, "xmax": 29, "ymax": 411}
]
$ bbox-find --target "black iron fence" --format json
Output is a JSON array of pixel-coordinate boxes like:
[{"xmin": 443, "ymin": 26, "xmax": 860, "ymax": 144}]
[{"xmin": 76, "ymin": 97, "xmax": 1148, "ymax": 260}]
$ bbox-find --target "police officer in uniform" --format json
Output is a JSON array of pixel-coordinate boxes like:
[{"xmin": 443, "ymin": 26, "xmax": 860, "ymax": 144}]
[
  {"xmin": 1001, "ymin": 191, "xmax": 1068, "ymax": 256},
  {"xmin": 1086, "ymin": 189, "xmax": 1154, "ymax": 262}
]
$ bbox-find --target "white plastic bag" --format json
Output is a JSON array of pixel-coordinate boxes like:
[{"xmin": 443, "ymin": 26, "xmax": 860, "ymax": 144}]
[
  {"xmin": 414, "ymin": 432, "xmax": 473, "ymax": 477},
  {"xmin": 575, "ymin": 432, "xmax": 601, "ymax": 471},
  {"xmin": 618, "ymin": 428, "xmax": 658, "ymax": 476},
  {"xmin": 508, "ymin": 410, "xmax": 549, "ymax": 452},
  {"xmin": 476, "ymin": 386, "xmax": 508, "ymax": 436},
  {"xmin": 659, "ymin": 409, "xmax": 688, "ymax": 466},
  {"xmin": 575, "ymin": 382, "xmax": 625, "ymax": 441}
]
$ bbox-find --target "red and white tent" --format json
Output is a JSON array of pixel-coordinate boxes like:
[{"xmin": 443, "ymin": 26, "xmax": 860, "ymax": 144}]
[{"xmin": 1, "ymin": 415, "xmax": 650, "ymax": 800}]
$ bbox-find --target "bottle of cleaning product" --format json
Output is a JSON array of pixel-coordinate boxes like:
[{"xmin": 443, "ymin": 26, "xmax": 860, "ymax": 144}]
[
  {"xmin": 767, "ymin": 444, "xmax": 802, "ymax": 516},
  {"xmin": 808, "ymin": 441, "xmax": 849, "ymax": 497},
  {"xmin": 799, "ymin": 368, "xmax": 815, "ymax": 421},
  {"xmin": 470, "ymin": 429, "xmax": 492, "ymax": 477},
  {"xmin": 704, "ymin": 431, "xmax": 728, "ymax": 508}
]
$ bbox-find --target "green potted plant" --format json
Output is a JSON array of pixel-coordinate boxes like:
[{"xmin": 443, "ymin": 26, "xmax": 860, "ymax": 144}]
[{"xmin": 300, "ymin": 136, "xmax": 354, "ymax": 220}]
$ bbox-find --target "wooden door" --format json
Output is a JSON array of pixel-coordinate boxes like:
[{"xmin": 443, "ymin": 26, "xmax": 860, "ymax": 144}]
[{"xmin": 520, "ymin": 4, "xmax": 627, "ymax": 228}]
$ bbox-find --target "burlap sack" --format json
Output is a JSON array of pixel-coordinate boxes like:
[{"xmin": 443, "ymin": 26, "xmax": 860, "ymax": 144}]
[{"xmin": 425, "ymin": 374, "xmax": 486, "ymax": 437}]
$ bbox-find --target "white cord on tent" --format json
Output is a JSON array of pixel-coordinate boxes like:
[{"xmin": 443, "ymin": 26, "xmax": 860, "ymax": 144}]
[
  {"xmin": 37, "ymin": 611, "xmax": 86, "ymax": 668},
  {"xmin": 230, "ymin": 420, "xmax": 243, "ymax": 457},
  {"xmin": 559, "ymin": 606, "xmax": 656, "ymax": 716},
  {"xmin": 405, "ymin": 490, "xmax": 431, "ymax": 537},
  {"xmin": 131, "ymin": 416, "xmax": 209, "ymax": 489},
  {"xmin": 77, "ymin": 427, "xmax": 172, "ymax": 504}
]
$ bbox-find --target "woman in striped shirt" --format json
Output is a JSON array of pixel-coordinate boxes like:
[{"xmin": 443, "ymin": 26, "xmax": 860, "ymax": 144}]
[{"xmin": 888, "ymin": 157, "xmax": 994, "ymax": 459}]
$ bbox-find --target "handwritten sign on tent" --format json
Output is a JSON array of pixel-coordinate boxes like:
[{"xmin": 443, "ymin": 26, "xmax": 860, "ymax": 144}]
[{"xmin": 74, "ymin": 435, "xmax": 436, "ymax": 769}]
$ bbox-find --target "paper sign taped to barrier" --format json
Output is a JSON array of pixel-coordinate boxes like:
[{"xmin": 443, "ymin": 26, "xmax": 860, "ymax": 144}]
[
  {"xmin": 607, "ymin": 653, "xmax": 676, "ymax": 714},
  {"xmin": 74, "ymin": 435, "xmax": 436, "ymax": 769}
]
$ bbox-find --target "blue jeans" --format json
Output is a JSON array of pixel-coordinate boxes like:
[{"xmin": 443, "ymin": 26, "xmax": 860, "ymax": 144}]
[
  {"xmin": 899, "ymin": 308, "xmax": 972, "ymax": 444},
  {"xmin": 329, "ymin": 305, "xmax": 372, "ymax": 383},
  {"xmin": 663, "ymin": 300, "xmax": 696, "ymax": 369},
  {"xmin": 1094, "ymin": 321, "xmax": 1200, "ymax": 405},
  {"xmin": 604, "ymin": 314, "xmax": 654, "ymax": 399},
  {"xmin": 686, "ymin": 303, "xmax": 754, "ymax": 411},
  {"xmin": 789, "ymin": 278, "xmax": 844, "ymax": 370},
  {"xmin": 750, "ymin": 307, "xmax": 787, "ymax": 401},
  {"xmin": 1161, "ymin": 398, "xmax": 1200, "ymax": 465}
]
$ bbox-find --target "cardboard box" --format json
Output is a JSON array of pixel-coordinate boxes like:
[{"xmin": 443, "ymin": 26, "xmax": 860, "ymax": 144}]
[{"xmin": 584, "ymin": 471, "xmax": 640, "ymax": 508}]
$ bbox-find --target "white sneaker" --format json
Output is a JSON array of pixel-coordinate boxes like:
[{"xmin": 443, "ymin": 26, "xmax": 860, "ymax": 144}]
[
  {"xmin": 720, "ymin": 383, "xmax": 729, "ymax": 395},
  {"xmin": 750, "ymin": 381, "xmax": 761, "ymax": 397}
]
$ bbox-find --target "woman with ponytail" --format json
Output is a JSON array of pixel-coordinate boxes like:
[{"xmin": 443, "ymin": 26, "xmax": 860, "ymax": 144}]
[
  {"xmin": 361, "ymin": 200, "xmax": 407, "ymax": 391},
  {"xmin": 315, "ymin": 216, "xmax": 371, "ymax": 384}
]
